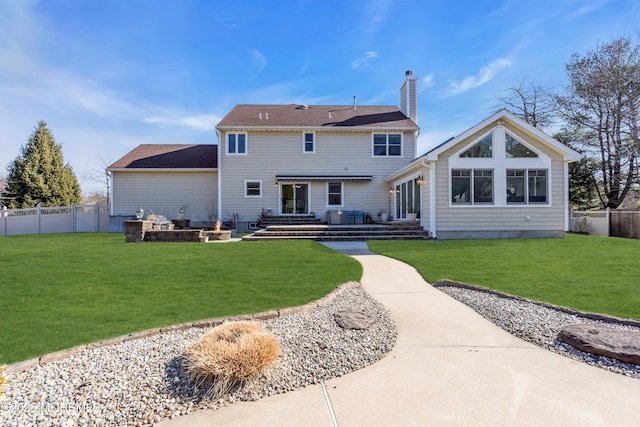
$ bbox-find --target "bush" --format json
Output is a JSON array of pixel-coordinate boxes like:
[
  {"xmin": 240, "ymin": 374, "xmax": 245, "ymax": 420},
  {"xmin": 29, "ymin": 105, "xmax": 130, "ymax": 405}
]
[
  {"xmin": 183, "ymin": 321, "xmax": 280, "ymax": 398},
  {"xmin": 0, "ymin": 365, "xmax": 7, "ymax": 399}
]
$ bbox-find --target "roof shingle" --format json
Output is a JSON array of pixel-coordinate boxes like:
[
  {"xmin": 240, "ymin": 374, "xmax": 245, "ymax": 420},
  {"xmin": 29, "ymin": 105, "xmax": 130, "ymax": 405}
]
[
  {"xmin": 216, "ymin": 104, "xmax": 419, "ymax": 130},
  {"xmin": 108, "ymin": 144, "xmax": 217, "ymax": 169}
]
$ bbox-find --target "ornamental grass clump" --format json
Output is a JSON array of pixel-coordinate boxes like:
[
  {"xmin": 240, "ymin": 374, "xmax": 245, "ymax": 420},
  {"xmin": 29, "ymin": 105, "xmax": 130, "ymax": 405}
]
[
  {"xmin": 183, "ymin": 321, "xmax": 280, "ymax": 398},
  {"xmin": 0, "ymin": 365, "xmax": 7, "ymax": 399}
]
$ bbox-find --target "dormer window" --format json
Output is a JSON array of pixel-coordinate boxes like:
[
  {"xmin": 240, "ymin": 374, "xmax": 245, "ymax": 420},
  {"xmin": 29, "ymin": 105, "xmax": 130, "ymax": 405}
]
[
  {"xmin": 506, "ymin": 133, "xmax": 538, "ymax": 158},
  {"xmin": 460, "ymin": 133, "xmax": 492, "ymax": 158}
]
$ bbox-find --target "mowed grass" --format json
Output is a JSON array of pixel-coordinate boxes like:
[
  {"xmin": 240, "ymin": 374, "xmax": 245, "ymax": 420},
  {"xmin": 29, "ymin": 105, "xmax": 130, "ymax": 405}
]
[
  {"xmin": 369, "ymin": 234, "xmax": 640, "ymax": 320},
  {"xmin": 0, "ymin": 233, "xmax": 361, "ymax": 364}
]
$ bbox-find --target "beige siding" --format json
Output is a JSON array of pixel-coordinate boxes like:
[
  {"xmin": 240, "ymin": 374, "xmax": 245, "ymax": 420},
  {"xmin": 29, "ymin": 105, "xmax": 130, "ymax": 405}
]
[
  {"xmin": 434, "ymin": 124, "xmax": 566, "ymax": 235},
  {"xmin": 220, "ymin": 130, "xmax": 416, "ymax": 224},
  {"xmin": 112, "ymin": 171, "xmax": 217, "ymax": 226}
]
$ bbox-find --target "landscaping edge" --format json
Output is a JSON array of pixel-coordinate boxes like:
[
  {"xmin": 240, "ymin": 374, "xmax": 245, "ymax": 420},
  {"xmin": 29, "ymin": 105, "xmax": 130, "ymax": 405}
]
[
  {"xmin": 433, "ymin": 279, "xmax": 640, "ymax": 328},
  {"xmin": 6, "ymin": 281, "xmax": 361, "ymax": 374}
]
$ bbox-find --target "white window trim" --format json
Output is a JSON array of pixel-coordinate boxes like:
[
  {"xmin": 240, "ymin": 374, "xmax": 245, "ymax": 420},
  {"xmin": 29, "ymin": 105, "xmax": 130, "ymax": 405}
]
[
  {"xmin": 453, "ymin": 130, "xmax": 494, "ymax": 160},
  {"xmin": 302, "ymin": 131, "xmax": 316, "ymax": 154},
  {"xmin": 244, "ymin": 180, "xmax": 262, "ymax": 198},
  {"xmin": 448, "ymin": 124, "xmax": 553, "ymax": 207},
  {"xmin": 326, "ymin": 181, "xmax": 344, "ymax": 207},
  {"xmin": 372, "ymin": 133, "xmax": 403, "ymax": 158},
  {"xmin": 505, "ymin": 131, "xmax": 542, "ymax": 159},
  {"xmin": 226, "ymin": 132, "xmax": 248, "ymax": 155}
]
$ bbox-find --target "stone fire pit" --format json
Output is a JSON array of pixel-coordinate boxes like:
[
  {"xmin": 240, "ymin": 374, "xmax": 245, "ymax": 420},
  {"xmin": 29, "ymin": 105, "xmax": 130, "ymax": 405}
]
[{"xmin": 124, "ymin": 221, "xmax": 231, "ymax": 243}]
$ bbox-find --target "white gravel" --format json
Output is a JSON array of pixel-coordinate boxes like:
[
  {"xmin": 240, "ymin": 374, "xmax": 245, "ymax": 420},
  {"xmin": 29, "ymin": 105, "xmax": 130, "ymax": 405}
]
[
  {"xmin": 0, "ymin": 286, "xmax": 397, "ymax": 427},
  {"xmin": 435, "ymin": 284, "xmax": 640, "ymax": 379}
]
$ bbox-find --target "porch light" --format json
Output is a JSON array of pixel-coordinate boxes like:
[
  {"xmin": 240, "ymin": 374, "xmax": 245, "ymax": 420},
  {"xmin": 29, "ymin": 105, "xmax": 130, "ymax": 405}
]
[
  {"xmin": 135, "ymin": 205, "xmax": 144, "ymax": 220},
  {"xmin": 388, "ymin": 187, "xmax": 395, "ymax": 194},
  {"xmin": 416, "ymin": 174, "xmax": 425, "ymax": 186},
  {"xmin": 273, "ymin": 182, "xmax": 279, "ymax": 188}
]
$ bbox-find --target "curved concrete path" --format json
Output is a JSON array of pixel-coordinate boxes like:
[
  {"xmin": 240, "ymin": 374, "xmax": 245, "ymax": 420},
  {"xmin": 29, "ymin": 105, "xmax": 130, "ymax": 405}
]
[{"xmin": 160, "ymin": 241, "xmax": 640, "ymax": 427}]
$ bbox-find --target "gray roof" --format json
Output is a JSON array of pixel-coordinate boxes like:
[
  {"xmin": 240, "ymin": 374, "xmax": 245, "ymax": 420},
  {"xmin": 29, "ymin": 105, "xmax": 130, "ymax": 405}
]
[
  {"xmin": 217, "ymin": 104, "xmax": 419, "ymax": 130},
  {"xmin": 108, "ymin": 144, "xmax": 217, "ymax": 169}
]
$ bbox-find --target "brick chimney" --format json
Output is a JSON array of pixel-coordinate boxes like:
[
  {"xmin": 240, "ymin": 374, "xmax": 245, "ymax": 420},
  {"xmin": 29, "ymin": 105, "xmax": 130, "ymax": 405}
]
[{"xmin": 400, "ymin": 70, "xmax": 418, "ymax": 123}]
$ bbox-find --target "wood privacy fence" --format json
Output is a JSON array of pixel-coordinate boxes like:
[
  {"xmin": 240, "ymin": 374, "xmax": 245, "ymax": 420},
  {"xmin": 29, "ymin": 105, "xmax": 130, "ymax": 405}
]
[
  {"xmin": 610, "ymin": 210, "xmax": 640, "ymax": 239},
  {"xmin": 0, "ymin": 203, "xmax": 109, "ymax": 236},
  {"xmin": 570, "ymin": 209, "xmax": 640, "ymax": 239}
]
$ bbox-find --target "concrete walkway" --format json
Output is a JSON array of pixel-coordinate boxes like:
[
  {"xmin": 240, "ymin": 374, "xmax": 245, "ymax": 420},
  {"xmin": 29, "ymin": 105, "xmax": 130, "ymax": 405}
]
[{"xmin": 160, "ymin": 241, "xmax": 640, "ymax": 427}]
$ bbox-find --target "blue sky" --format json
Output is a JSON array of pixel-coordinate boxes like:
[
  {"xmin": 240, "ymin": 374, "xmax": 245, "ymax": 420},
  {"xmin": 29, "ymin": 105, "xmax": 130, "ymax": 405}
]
[{"xmin": 1, "ymin": 0, "xmax": 639, "ymax": 194}]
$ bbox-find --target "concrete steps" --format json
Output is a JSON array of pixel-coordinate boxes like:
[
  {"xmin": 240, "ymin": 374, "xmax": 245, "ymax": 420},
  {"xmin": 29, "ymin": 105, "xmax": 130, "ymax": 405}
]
[{"xmin": 242, "ymin": 224, "xmax": 431, "ymax": 241}]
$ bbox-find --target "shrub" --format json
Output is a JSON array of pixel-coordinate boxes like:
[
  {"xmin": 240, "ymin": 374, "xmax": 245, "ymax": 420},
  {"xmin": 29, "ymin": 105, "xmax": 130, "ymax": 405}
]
[
  {"xmin": 0, "ymin": 365, "xmax": 7, "ymax": 399},
  {"xmin": 183, "ymin": 321, "xmax": 280, "ymax": 398}
]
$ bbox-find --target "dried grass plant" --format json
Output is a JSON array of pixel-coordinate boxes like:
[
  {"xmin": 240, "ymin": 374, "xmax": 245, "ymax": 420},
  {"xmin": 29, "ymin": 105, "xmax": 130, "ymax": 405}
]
[
  {"xmin": 183, "ymin": 321, "xmax": 280, "ymax": 398},
  {"xmin": 0, "ymin": 365, "xmax": 7, "ymax": 399}
]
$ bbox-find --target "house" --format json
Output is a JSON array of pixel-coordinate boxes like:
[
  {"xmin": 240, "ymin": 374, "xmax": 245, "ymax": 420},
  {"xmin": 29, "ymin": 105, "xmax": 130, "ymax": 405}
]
[{"xmin": 108, "ymin": 71, "xmax": 581, "ymax": 238}]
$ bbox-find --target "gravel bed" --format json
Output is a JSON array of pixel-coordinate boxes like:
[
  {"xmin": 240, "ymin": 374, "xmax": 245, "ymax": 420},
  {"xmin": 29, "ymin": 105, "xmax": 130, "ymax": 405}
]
[
  {"xmin": 0, "ymin": 286, "xmax": 397, "ymax": 427},
  {"xmin": 436, "ymin": 285, "xmax": 640, "ymax": 379}
]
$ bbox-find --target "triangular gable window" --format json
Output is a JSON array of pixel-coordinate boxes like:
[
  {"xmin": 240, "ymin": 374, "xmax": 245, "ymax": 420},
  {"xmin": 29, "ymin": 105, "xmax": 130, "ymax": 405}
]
[
  {"xmin": 506, "ymin": 133, "xmax": 538, "ymax": 158},
  {"xmin": 460, "ymin": 133, "xmax": 492, "ymax": 158}
]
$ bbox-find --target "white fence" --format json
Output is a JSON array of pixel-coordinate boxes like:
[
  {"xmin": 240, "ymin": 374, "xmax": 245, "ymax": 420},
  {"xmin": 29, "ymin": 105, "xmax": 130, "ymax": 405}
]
[
  {"xmin": 0, "ymin": 203, "xmax": 109, "ymax": 236},
  {"xmin": 569, "ymin": 209, "xmax": 610, "ymax": 236}
]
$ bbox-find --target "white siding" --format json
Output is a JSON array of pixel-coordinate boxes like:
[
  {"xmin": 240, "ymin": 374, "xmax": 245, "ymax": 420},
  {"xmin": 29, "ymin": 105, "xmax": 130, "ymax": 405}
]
[
  {"xmin": 220, "ymin": 130, "xmax": 416, "ymax": 224},
  {"xmin": 112, "ymin": 171, "xmax": 218, "ymax": 226}
]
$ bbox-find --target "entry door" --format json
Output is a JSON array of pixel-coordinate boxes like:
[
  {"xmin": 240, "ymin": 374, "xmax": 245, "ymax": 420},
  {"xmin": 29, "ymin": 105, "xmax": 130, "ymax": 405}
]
[
  {"xmin": 395, "ymin": 179, "xmax": 421, "ymax": 220},
  {"xmin": 281, "ymin": 183, "xmax": 309, "ymax": 215}
]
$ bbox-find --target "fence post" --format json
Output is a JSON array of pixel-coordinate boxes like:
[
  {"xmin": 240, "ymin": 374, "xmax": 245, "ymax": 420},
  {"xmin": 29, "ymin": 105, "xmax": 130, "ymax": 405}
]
[
  {"xmin": 606, "ymin": 207, "xmax": 611, "ymax": 237},
  {"xmin": 37, "ymin": 203, "xmax": 41, "ymax": 234},
  {"xmin": 95, "ymin": 202, "xmax": 99, "ymax": 232}
]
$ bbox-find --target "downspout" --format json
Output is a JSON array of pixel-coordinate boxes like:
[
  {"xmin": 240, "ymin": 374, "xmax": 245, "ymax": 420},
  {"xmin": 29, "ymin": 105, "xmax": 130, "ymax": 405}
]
[
  {"xmin": 216, "ymin": 129, "xmax": 222, "ymax": 222},
  {"xmin": 421, "ymin": 158, "xmax": 436, "ymax": 239},
  {"xmin": 564, "ymin": 161, "xmax": 569, "ymax": 232}
]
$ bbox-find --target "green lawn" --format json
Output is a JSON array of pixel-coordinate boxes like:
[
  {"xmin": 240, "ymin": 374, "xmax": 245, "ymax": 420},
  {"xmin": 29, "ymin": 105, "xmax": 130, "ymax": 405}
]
[
  {"xmin": 0, "ymin": 234, "xmax": 361, "ymax": 364},
  {"xmin": 369, "ymin": 234, "xmax": 640, "ymax": 320}
]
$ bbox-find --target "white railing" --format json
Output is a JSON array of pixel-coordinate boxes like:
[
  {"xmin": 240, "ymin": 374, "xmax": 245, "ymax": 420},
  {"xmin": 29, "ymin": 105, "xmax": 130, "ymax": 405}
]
[
  {"xmin": 569, "ymin": 209, "xmax": 610, "ymax": 236},
  {"xmin": 0, "ymin": 203, "xmax": 109, "ymax": 236}
]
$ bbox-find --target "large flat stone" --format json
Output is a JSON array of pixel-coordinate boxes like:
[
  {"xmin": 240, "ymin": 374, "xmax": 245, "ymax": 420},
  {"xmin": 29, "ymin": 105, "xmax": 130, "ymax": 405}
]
[{"xmin": 558, "ymin": 323, "xmax": 640, "ymax": 365}]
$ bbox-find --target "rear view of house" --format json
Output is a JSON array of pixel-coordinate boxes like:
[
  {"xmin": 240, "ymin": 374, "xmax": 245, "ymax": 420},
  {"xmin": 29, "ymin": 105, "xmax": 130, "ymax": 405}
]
[{"xmin": 108, "ymin": 71, "xmax": 581, "ymax": 238}]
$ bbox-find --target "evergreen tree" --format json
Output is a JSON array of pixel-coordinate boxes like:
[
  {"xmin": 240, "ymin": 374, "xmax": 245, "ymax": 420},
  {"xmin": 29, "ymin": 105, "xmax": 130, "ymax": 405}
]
[{"xmin": 3, "ymin": 121, "xmax": 81, "ymax": 208}]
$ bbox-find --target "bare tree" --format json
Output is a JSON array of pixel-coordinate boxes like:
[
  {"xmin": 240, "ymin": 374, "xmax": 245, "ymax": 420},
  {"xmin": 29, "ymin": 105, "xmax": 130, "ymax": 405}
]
[
  {"xmin": 84, "ymin": 156, "xmax": 112, "ymax": 209},
  {"xmin": 556, "ymin": 36, "xmax": 640, "ymax": 209},
  {"xmin": 496, "ymin": 79, "xmax": 555, "ymax": 130}
]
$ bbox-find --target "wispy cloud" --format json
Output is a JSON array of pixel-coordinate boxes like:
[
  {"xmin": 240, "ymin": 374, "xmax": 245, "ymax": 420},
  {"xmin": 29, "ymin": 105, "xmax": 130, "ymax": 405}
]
[
  {"xmin": 445, "ymin": 58, "xmax": 512, "ymax": 96},
  {"xmin": 144, "ymin": 114, "xmax": 220, "ymax": 131},
  {"xmin": 364, "ymin": 0, "xmax": 393, "ymax": 35},
  {"xmin": 352, "ymin": 51, "xmax": 379, "ymax": 69},
  {"xmin": 249, "ymin": 49, "xmax": 267, "ymax": 78},
  {"xmin": 420, "ymin": 74, "xmax": 435, "ymax": 92}
]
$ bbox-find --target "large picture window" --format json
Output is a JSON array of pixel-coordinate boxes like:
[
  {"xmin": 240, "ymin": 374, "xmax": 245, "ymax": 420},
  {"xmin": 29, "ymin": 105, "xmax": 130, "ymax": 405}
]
[
  {"xmin": 528, "ymin": 169, "xmax": 548, "ymax": 203},
  {"xmin": 373, "ymin": 134, "xmax": 402, "ymax": 157},
  {"xmin": 227, "ymin": 133, "xmax": 247, "ymax": 155},
  {"xmin": 506, "ymin": 169, "xmax": 548, "ymax": 204},
  {"xmin": 451, "ymin": 169, "xmax": 493, "ymax": 204}
]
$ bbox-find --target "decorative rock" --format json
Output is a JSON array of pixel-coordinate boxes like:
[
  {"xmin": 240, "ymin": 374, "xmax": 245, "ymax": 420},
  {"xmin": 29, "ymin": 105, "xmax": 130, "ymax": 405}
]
[
  {"xmin": 559, "ymin": 323, "xmax": 640, "ymax": 365},
  {"xmin": 334, "ymin": 310, "xmax": 375, "ymax": 330}
]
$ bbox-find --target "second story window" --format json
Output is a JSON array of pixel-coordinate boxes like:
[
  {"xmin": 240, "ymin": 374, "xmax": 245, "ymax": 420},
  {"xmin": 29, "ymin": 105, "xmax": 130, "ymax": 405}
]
[
  {"xmin": 373, "ymin": 133, "xmax": 402, "ymax": 157},
  {"xmin": 227, "ymin": 132, "xmax": 247, "ymax": 155},
  {"xmin": 303, "ymin": 132, "xmax": 315, "ymax": 153}
]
